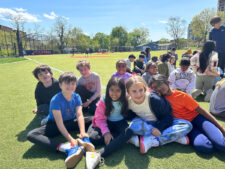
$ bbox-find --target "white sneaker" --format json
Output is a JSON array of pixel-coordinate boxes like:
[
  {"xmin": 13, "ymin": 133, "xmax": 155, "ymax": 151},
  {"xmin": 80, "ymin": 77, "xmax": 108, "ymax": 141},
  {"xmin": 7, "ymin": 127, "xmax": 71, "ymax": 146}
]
[
  {"xmin": 192, "ymin": 89, "xmax": 202, "ymax": 98},
  {"xmin": 86, "ymin": 152, "xmax": 103, "ymax": 169},
  {"xmin": 204, "ymin": 89, "xmax": 213, "ymax": 102},
  {"xmin": 128, "ymin": 135, "xmax": 139, "ymax": 147},
  {"xmin": 175, "ymin": 136, "xmax": 189, "ymax": 145},
  {"xmin": 140, "ymin": 135, "xmax": 159, "ymax": 154}
]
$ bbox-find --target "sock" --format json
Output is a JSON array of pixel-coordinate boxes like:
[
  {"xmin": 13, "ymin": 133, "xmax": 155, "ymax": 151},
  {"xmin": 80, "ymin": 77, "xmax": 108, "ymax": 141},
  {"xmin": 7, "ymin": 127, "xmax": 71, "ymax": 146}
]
[{"xmin": 57, "ymin": 142, "xmax": 73, "ymax": 153}]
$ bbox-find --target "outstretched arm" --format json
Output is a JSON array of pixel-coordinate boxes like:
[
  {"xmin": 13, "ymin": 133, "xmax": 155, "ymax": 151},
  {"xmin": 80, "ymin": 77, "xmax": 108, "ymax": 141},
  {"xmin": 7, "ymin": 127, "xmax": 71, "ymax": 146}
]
[{"xmin": 53, "ymin": 110, "xmax": 78, "ymax": 145}]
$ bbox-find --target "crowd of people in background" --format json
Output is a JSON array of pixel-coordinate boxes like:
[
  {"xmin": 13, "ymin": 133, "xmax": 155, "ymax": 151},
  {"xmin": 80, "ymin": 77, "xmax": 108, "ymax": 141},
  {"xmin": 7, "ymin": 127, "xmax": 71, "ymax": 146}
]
[{"xmin": 26, "ymin": 16, "xmax": 225, "ymax": 169}]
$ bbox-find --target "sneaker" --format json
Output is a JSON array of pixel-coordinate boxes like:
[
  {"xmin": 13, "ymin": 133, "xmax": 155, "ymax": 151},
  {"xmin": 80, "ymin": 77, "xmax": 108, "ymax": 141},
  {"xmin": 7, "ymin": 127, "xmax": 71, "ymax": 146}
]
[
  {"xmin": 86, "ymin": 152, "xmax": 103, "ymax": 169},
  {"xmin": 204, "ymin": 89, "xmax": 213, "ymax": 102},
  {"xmin": 128, "ymin": 135, "xmax": 139, "ymax": 147},
  {"xmin": 192, "ymin": 89, "xmax": 202, "ymax": 98},
  {"xmin": 65, "ymin": 146, "xmax": 84, "ymax": 168},
  {"xmin": 77, "ymin": 137, "xmax": 95, "ymax": 152},
  {"xmin": 140, "ymin": 135, "xmax": 159, "ymax": 154},
  {"xmin": 175, "ymin": 136, "xmax": 189, "ymax": 145},
  {"xmin": 40, "ymin": 116, "xmax": 48, "ymax": 126}
]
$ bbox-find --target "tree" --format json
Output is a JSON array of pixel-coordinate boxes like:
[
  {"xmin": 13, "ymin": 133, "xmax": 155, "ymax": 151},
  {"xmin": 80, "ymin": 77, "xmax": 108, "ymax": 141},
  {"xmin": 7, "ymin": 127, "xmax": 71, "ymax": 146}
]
[
  {"xmin": 8, "ymin": 14, "xmax": 25, "ymax": 57},
  {"xmin": 110, "ymin": 26, "xmax": 128, "ymax": 47},
  {"xmin": 128, "ymin": 28, "xmax": 149, "ymax": 48},
  {"xmin": 93, "ymin": 32, "xmax": 110, "ymax": 50},
  {"xmin": 67, "ymin": 27, "xmax": 91, "ymax": 52},
  {"xmin": 166, "ymin": 17, "xmax": 186, "ymax": 48},
  {"xmin": 54, "ymin": 17, "xmax": 68, "ymax": 53},
  {"xmin": 190, "ymin": 8, "xmax": 225, "ymax": 44},
  {"xmin": 158, "ymin": 38, "xmax": 170, "ymax": 44}
]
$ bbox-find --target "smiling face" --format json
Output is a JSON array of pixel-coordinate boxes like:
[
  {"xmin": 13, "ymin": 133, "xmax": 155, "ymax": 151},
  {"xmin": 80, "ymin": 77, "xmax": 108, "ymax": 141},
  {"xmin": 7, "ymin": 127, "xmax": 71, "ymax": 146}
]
[
  {"xmin": 148, "ymin": 64, "xmax": 158, "ymax": 75},
  {"xmin": 78, "ymin": 66, "xmax": 90, "ymax": 78},
  {"xmin": 109, "ymin": 85, "xmax": 122, "ymax": 101},
  {"xmin": 116, "ymin": 63, "xmax": 127, "ymax": 75},
  {"xmin": 128, "ymin": 82, "xmax": 146, "ymax": 104},
  {"xmin": 60, "ymin": 81, "xmax": 76, "ymax": 95},
  {"xmin": 37, "ymin": 70, "xmax": 52, "ymax": 84}
]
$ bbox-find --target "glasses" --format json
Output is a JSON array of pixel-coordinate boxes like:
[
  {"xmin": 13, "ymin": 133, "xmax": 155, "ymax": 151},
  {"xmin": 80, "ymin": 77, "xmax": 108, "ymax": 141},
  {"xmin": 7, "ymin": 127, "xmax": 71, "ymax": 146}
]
[{"xmin": 151, "ymin": 81, "xmax": 164, "ymax": 91}]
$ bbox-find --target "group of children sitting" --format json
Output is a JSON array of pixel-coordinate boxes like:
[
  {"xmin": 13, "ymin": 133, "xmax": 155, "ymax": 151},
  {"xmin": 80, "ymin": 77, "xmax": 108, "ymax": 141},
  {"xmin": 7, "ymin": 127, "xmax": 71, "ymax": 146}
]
[{"xmin": 27, "ymin": 47, "xmax": 225, "ymax": 168}]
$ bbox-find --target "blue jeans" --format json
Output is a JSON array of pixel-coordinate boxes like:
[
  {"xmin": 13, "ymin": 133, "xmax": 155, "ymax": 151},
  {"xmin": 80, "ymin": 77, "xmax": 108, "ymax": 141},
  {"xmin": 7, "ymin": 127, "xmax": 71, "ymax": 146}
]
[
  {"xmin": 188, "ymin": 114, "xmax": 225, "ymax": 153},
  {"xmin": 129, "ymin": 118, "xmax": 192, "ymax": 145}
]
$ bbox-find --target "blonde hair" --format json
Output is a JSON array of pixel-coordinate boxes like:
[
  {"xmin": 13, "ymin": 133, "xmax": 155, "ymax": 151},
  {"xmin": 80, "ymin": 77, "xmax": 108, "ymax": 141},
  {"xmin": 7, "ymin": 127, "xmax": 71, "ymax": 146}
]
[
  {"xmin": 126, "ymin": 76, "xmax": 148, "ymax": 93},
  {"xmin": 76, "ymin": 60, "xmax": 90, "ymax": 70},
  {"xmin": 216, "ymin": 78, "xmax": 225, "ymax": 87}
]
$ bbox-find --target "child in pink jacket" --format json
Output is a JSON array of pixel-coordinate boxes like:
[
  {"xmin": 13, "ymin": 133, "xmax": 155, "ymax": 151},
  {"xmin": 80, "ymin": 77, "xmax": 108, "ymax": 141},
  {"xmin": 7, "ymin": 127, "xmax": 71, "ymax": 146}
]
[{"xmin": 85, "ymin": 77, "xmax": 136, "ymax": 169}]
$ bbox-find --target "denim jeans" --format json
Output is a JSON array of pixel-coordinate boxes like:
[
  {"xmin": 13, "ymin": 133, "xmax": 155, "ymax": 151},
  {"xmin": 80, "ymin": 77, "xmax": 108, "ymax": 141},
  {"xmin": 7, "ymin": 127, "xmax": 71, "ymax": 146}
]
[{"xmin": 129, "ymin": 118, "xmax": 192, "ymax": 145}]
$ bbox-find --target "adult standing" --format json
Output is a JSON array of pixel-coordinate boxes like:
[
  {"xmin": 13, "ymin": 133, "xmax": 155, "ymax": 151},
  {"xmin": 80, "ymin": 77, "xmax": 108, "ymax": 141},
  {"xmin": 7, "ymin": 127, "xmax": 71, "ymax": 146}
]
[{"xmin": 209, "ymin": 16, "xmax": 225, "ymax": 73}]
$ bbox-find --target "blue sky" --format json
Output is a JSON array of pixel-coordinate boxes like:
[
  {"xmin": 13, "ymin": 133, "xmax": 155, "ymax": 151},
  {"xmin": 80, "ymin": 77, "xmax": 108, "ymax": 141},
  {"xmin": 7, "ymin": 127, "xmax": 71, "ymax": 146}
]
[{"xmin": 0, "ymin": 0, "xmax": 218, "ymax": 41}]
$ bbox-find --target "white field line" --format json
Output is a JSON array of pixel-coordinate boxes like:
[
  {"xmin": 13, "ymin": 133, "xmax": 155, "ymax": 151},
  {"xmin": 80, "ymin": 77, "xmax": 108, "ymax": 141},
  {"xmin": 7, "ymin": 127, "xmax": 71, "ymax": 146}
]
[
  {"xmin": 25, "ymin": 57, "xmax": 106, "ymax": 89},
  {"xmin": 0, "ymin": 59, "xmax": 29, "ymax": 65}
]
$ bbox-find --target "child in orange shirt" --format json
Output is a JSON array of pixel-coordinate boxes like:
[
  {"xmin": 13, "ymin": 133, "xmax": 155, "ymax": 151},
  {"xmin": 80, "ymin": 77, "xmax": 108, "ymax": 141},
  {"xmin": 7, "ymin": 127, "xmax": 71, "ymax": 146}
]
[{"xmin": 149, "ymin": 74, "xmax": 225, "ymax": 153}]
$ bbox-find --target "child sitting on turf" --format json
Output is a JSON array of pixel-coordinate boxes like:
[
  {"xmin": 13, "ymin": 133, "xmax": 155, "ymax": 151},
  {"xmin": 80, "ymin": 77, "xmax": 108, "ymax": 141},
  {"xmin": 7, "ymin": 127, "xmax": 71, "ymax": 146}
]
[
  {"xmin": 210, "ymin": 78, "xmax": 225, "ymax": 118},
  {"xmin": 168, "ymin": 57, "xmax": 196, "ymax": 96},
  {"xmin": 112, "ymin": 60, "xmax": 132, "ymax": 82},
  {"xmin": 76, "ymin": 60, "xmax": 101, "ymax": 115},
  {"xmin": 86, "ymin": 77, "xmax": 135, "ymax": 169},
  {"xmin": 168, "ymin": 55, "xmax": 176, "ymax": 74},
  {"xmin": 150, "ymin": 74, "xmax": 225, "ymax": 153},
  {"xmin": 142, "ymin": 62, "xmax": 158, "ymax": 85},
  {"xmin": 32, "ymin": 65, "xmax": 61, "ymax": 125},
  {"xmin": 27, "ymin": 72, "xmax": 94, "ymax": 168},
  {"xmin": 126, "ymin": 76, "xmax": 192, "ymax": 154},
  {"xmin": 133, "ymin": 54, "xmax": 146, "ymax": 75},
  {"xmin": 158, "ymin": 53, "xmax": 170, "ymax": 79},
  {"xmin": 125, "ymin": 54, "xmax": 136, "ymax": 73}
]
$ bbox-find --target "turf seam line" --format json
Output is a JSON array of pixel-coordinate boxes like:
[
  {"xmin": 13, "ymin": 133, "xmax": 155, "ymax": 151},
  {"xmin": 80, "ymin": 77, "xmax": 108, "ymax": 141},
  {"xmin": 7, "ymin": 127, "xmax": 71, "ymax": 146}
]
[
  {"xmin": 25, "ymin": 57, "xmax": 64, "ymax": 73},
  {"xmin": 0, "ymin": 59, "xmax": 29, "ymax": 65}
]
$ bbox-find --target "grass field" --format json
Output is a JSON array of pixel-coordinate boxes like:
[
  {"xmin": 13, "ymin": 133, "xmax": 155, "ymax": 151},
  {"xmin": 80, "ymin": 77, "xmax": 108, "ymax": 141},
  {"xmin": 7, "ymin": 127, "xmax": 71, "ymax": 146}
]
[{"xmin": 0, "ymin": 51, "xmax": 225, "ymax": 169}]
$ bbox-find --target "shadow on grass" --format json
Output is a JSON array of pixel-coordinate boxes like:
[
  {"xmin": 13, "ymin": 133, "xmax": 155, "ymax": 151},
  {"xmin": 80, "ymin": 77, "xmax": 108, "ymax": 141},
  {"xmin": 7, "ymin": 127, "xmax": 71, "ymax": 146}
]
[
  {"xmin": 23, "ymin": 144, "xmax": 65, "ymax": 161},
  {"xmin": 16, "ymin": 114, "xmax": 44, "ymax": 142},
  {"xmin": 102, "ymin": 144, "xmax": 150, "ymax": 169}
]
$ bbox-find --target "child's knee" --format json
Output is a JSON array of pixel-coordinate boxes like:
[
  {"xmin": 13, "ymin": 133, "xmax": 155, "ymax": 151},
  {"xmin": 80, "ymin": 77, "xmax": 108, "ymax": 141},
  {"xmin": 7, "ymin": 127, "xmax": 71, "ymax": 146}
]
[
  {"xmin": 27, "ymin": 129, "xmax": 40, "ymax": 141},
  {"xmin": 193, "ymin": 138, "xmax": 214, "ymax": 153}
]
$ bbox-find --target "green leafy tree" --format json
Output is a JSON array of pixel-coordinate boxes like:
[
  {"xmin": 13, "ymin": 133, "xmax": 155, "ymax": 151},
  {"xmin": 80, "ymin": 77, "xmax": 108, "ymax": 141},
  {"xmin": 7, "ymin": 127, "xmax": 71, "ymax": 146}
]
[
  {"xmin": 128, "ymin": 28, "xmax": 149, "ymax": 47},
  {"xmin": 110, "ymin": 26, "xmax": 128, "ymax": 47},
  {"xmin": 93, "ymin": 32, "xmax": 110, "ymax": 50},
  {"xmin": 158, "ymin": 38, "xmax": 170, "ymax": 44}
]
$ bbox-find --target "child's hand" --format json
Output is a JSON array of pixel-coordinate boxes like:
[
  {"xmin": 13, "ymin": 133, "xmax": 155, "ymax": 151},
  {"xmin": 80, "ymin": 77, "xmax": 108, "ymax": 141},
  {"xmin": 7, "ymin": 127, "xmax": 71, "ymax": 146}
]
[
  {"xmin": 221, "ymin": 126, "xmax": 225, "ymax": 136},
  {"xmin": 70, "ymin": 138, "xmax": 78, "ymax": 146},
  {"xmin": 32, "ymin": 109, "xmax": 38, "ymax": 114},
  {"xmin": 83, "ymin": 100, "xmax": 92, "ymax": 107},
  {"xmin": 152, "ymin": 128, "xmax": 161, "ymax": 136},
  {"xmin": 80, "ymin": 132, "xmax": 89, "ymax": 138},
  {"xmin": 104, "ymin": 132, "xmax": 113, "ymax": 145}
]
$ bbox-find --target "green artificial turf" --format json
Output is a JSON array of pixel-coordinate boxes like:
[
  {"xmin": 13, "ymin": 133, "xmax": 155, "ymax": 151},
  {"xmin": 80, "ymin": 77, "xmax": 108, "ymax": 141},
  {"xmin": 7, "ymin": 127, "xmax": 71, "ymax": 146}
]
[
  {"xmin": 0, "ymin": 57, "xmax": 27, "ymax": 64},
  {"xmin": 0, "ymin": 51, "xmax": 224, "ymax": 169}
]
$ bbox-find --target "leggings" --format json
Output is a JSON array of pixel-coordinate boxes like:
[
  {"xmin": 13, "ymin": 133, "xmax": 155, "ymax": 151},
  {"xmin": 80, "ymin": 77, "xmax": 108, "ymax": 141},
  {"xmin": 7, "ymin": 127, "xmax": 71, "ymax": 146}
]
[
  {"xmin": 87, "ymin": 119, "xmax": 133, "ymax": 157},
  {"xmin": 27, "ymin": 116, "xmax": 93, "ymax": 151},
  {"xmin": 188, "ymin": 114, "xmax": 225, "ymax": 153}
]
